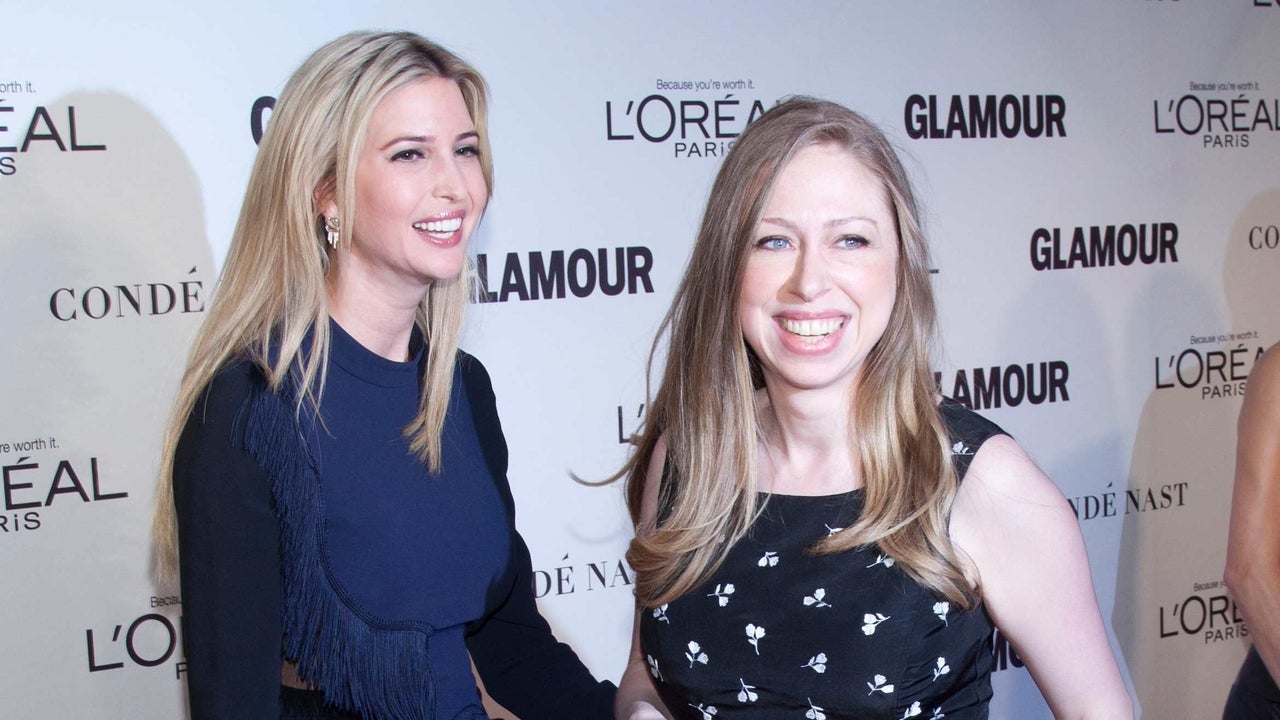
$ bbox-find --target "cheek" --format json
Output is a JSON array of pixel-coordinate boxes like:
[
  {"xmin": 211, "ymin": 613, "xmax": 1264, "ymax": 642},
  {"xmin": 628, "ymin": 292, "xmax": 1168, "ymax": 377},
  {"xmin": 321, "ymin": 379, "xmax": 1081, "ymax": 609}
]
[
  {"xmin": 354, "ymin": 173, "xmax": 399, "ymax": 228},
  {"xmin": 465, "ymin": 167, "xmax": 488, "ymax": 214},
  {"xmin": 737, "ymin": 268, "xmax": 771, "ymax": 322},
  {"xmin": 865, "ymin": 255, "xmax": 899, "ymax": 310},
  {"xmin": 863, "ymin": 267, "xmax": 899, "ymax": 340}
]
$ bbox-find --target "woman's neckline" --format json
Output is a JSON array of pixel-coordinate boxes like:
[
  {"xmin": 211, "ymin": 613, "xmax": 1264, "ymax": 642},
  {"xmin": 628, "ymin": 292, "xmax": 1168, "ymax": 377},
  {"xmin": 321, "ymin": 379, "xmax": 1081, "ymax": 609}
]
[
  {"xmin": 757, "ymin": 487, "xmax": 863, "ymax": 500},
  {"xmin": 327, "ymin": 316, "xmax": 424, "ymax": 388}
]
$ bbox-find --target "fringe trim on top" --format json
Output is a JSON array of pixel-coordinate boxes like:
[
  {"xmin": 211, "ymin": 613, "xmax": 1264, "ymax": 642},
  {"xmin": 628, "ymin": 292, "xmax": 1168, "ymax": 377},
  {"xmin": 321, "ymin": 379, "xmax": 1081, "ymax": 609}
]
[{"xmin": 234, "ymin": 371, "xmax": 436, "ymax": 720}]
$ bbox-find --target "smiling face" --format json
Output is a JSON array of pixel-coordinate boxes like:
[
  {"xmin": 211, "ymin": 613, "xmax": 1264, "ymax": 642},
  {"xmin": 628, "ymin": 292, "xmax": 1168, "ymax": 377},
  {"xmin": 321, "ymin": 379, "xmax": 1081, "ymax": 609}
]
[
  {"xmin": 326, "ymin": 76, "xmax": 487, "ymax": 301},
  {"xmin": 738, "ymin": 143, "xmax": 899, "ymax": 398}
]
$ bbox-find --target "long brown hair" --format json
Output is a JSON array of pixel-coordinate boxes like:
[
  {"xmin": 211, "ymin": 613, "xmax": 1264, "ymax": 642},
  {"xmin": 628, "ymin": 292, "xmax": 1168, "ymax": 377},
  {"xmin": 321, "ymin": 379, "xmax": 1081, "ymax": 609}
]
[
  {"xmin": 624, "ymin": 97, "xmax": 977, "ymax": 608},
  {"xmin": 152, "ymin": 31, "xmax": 493, "ymax": 573}
]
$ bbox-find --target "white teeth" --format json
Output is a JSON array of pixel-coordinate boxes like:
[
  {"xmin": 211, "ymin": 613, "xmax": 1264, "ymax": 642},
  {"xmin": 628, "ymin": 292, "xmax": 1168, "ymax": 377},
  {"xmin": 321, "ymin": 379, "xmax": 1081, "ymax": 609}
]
[
  {"xmin": 779, "ymin": 317, "xmax": 844, "ymax": 337},
  {"xmin": 413, "ymin": 217, "xmax": 462, "ymax": 235}
]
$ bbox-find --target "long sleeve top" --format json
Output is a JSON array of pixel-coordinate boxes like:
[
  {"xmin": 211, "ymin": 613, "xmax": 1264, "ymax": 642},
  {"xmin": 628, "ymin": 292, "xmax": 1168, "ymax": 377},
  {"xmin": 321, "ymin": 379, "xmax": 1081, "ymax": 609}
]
[{"xmin": 173, "ymin": 320, "xmax": 615, "ymax": 719}]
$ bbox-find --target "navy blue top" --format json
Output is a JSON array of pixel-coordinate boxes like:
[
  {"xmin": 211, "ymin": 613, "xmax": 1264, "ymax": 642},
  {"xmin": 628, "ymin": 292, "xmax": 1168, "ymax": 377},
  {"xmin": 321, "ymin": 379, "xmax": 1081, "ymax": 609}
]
[
  {"xmin": 174, "ymin": 320, "xmax": 615, "ymax": 719},
  {"xmin": 309, "ymin": 320, "xmax": 508, "ymax": 717},
  {"xmin": 639, "ymin": 399, "xmax": 1002, "ymax": 720}
]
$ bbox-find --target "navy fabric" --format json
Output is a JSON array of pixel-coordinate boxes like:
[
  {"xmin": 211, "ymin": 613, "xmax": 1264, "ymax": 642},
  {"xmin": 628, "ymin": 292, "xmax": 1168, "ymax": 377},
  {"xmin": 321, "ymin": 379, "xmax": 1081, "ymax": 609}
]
[
  {"xmin": 302, "ymin": 320, "xmax": 508, "ymax": 718},
  {"xmin": 174, "ymin": 320, "xmax": 615, "ymax": 719}
]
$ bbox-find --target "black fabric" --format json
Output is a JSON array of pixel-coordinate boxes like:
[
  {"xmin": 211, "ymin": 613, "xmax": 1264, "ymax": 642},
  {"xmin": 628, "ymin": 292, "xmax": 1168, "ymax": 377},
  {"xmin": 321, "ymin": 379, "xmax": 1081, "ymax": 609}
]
[
  {"xmin": 639, "ymin": 398, "xmax": 1004, "ymax": 720},
  {"xmin": 1226, "ymin": 647, "xmax": 1280, "ymax": 719},
  {"xmin": 176, "ymin": 362, "xmax": 284, "ymax": 718},
  {"xmin": 279, "ymin": 686, "xmax": 361, "ymax": 720},
  {"xmin": 174, "ymin": 348, "xmax": 614, "ymax": 719}
]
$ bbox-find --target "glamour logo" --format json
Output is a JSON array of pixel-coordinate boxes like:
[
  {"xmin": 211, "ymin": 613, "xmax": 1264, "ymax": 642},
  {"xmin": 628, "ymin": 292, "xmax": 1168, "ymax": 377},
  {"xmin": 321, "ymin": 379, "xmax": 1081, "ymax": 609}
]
[
  {"xmin": 1158, "ymin": 591, "xmax": 1247, "ymax": 644},
  {"xmin": 2, "ymin": 453, "xmax": 127, "ymax": 535},
  {"xmin": 1153, "ymin": 86, "xmax": 1278, "ymax": 148},
  {"xmin": 934, "ymin": 361, "xmax": 1069, "ymax": 411},
  {"xmin": 605, "ymin": 86, "xmax": 771, "ymax": 158},
  {"xmin": 1030, "ymin": 223, "xmax": 1178, "ymax": 271},
  {"xmin": 474, "ymin": 247, "xmax": 654, "ymax": 303},
  {"xmin": 86, "ymin": 602, "xmax": 185, "ymax": 678},
  {"xmin": 903, "ymin": 94, "xmax": 1066, "ymax": 140},
  {"xmin": 533, "ymin": 554, "xmax": 634, "ymax": 598},
  {"xmin": 0, "ymin": 96, "xmax": 106, "ymax": 177},
  {"xmin": 49, "ymin": 267, "xmax": 206, "ymax": 321},
  {"xmin": 1154, "ymin": 337, "xmax": 1265, "ymax": 399},
  {"xmin": 1067, "ymin": 482, "xmax": 1189, "ymax": 521}
]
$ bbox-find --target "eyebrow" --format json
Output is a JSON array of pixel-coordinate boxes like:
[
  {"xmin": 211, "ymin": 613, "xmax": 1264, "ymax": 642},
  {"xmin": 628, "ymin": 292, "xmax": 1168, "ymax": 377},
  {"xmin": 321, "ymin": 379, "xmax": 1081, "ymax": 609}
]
[
  {"xmin": 759, "ymin": 216, "xmax": 880, "ymax": 231},
  {"xmin": 378, "ymin": 130, "xmax": 479, "ymax": 152}
]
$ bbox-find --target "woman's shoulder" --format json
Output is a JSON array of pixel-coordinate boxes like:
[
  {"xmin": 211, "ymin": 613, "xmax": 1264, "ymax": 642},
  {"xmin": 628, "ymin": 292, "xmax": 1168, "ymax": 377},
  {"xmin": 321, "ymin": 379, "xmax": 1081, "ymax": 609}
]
[
  {"xmin": 454, "ymin": 349, "xmax": 499, "ymax": 414},
  {"xmin": 187, "ymin": 360, "xmax": 262, "ymax": 427},
  {"xmin": 455, "ymin": 348, "xmax": 492, "ymax": 386},
  {"xmin": 938, "ymin": 397, "xmax": 1009, "ymax": 479},
  {"xmin": 949, "ymin": 431, "xmax": 1072, "ymax": 549},
  {"xmin": 1247, "ymin": 342, "xmax": 1280, "ymax": 400}
]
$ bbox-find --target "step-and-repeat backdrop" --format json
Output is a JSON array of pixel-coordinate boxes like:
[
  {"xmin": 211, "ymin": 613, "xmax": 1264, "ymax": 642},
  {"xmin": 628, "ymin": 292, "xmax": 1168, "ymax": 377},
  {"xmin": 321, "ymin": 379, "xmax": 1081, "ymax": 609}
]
[{"xmin": 2, "ymin": 2, "xmax": 1278, "ymax": 718}]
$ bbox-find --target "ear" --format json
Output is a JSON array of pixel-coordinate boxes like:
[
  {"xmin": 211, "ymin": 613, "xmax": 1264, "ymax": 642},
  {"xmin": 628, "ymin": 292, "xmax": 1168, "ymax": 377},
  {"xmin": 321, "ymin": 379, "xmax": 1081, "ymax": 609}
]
[{"xmin": 313, "ymin": 176, "xmax": 338, "ymax": 220}]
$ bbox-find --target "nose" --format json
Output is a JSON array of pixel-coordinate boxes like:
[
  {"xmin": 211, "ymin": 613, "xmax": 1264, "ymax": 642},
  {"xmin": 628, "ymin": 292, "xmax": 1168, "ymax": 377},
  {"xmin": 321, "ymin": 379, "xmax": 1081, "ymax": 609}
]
[
  {"xmin": 784, "ymin": 244, "xmax": 831, "ymax": 301},
  {"xmin": 432, "ymin": 154, "xmax": 465, "ymax": 201}
]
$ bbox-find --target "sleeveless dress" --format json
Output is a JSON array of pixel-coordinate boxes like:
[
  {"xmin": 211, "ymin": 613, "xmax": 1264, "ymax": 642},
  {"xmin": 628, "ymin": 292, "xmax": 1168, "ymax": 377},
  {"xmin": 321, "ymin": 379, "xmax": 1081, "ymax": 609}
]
[{"xmin": 639, "ymin": 399, "xmax": 1003, "ymax": 720}]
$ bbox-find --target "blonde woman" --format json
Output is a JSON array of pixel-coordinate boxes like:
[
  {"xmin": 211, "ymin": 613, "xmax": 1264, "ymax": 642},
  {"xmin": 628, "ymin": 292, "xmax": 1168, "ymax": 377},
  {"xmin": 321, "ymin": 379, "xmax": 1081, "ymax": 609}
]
[
  {"xmin": 153, "ymin": 31, "xmax": 613, "ymax": 719},
  {"xmin": 615, "ymin": 98, "xmax": 1131, "ymax": 719}
]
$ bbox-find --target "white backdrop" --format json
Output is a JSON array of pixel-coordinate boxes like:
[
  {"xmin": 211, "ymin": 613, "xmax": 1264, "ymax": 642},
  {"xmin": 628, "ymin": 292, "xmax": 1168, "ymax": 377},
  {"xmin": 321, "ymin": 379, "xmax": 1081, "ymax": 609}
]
[{"xmin": 2, "ymin": 2, "xmax": 1279, "ymax": 718}]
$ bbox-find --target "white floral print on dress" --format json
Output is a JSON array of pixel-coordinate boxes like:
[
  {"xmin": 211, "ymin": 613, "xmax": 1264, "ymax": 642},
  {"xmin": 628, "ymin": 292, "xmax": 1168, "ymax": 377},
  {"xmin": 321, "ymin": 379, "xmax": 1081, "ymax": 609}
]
[
  {"xmin": 866, "ymin": 553, "xmax": 895, "ymax": 569},
  {"xmin": 867, "ymin": 674, "xmax": 895, "ymax": 695},
  {"xmin": 688, "ymin": 702, "xmax": 718, "ymax": 719},
  {"xmin": 685, "ymin": 641, "xmax": 708, "ymax": 668},
  {"xmin": 803, "ymin": 588, "xmax": 831, "ymax": 608},
  {"xmin": 933, "ymin": 601, "xmax": 949, "ymax": 626},
  {"xmin": 862, "ymin": 612, "xmax": 889, "ymax": 635},
  {"xmin": 802, "ymin": 653, "xmax": 828, "ymax": 674},
  {"xmin": 708, "ymin": 583, "xmax": 735, "ymax": 607}
]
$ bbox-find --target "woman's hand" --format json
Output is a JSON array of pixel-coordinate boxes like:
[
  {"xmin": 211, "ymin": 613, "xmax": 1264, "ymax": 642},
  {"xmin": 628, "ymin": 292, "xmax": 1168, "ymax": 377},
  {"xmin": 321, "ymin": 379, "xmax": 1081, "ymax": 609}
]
[
  {"xmin": 616, "ymin": 437, "xmax": 674, "ymax": 720},
  {"xmin": 620, "ymin": 699, "xmax": 669, "ymax": 720}
]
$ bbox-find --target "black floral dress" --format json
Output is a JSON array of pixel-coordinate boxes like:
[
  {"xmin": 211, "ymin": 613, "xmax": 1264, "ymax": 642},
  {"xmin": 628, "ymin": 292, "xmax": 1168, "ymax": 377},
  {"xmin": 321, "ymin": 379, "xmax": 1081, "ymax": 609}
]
[{"xmin": 639, "ymin": 400, "xmax": 1003, "ymax": 719}]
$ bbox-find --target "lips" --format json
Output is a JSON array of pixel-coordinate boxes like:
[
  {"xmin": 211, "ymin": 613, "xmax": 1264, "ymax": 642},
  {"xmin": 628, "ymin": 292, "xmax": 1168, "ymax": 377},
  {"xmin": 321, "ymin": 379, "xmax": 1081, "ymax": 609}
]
[
  {"xmin": 778, "ymin": 316, "xmax": 845, "ymax": 337},
  {"xmin": 412, "ymin": 211, "xmax": 465, "ymax": 246},
  {"xmin": 774, "ymin": 313, "xmax": 848, "ymax": 353}
]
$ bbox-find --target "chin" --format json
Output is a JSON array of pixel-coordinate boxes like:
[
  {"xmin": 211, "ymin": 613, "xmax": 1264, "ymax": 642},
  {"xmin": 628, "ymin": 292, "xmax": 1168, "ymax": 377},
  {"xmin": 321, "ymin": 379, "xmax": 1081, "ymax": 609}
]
[{"xmin": 417, "ymin": 256, "xmax": 469, "ymax": 284}]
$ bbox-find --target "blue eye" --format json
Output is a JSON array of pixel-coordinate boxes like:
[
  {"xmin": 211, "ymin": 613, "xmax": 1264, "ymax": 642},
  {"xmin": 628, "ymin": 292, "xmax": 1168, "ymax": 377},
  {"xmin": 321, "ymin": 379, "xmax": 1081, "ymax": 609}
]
[
  {"xmin": 755, "ymin": 236, "xmax": 791, "ymax": 250},
  {"xmin": 836, "ymin": 235, "xmax": 869, "ymax": 249}
]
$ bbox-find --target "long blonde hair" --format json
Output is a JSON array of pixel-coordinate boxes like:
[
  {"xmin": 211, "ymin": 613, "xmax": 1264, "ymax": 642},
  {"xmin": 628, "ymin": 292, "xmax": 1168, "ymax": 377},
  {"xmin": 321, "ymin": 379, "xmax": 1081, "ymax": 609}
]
[
  {"xmin": 624, "ymin": 97, "xmax": 977, "ymax": 608},
  {"xmin": 153, "ymin": 31, "xmax": 493, "ymax": 573}
]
